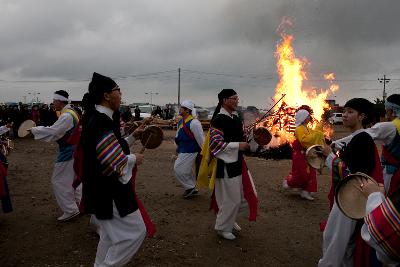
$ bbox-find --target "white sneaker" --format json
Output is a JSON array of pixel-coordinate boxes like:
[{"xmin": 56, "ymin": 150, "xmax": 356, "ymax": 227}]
[
  {"xmin": 57, "ymin": 211, "xmax": 80, "ymax": 221},
  {"xmin": 233, "ymin": 222, "xmax": 241, "ymax": 231},
  {"xmin": 217, "ymin": 231, "xmax": 236, "ymax": 240},
  {"xmin": 282, "ymin": 180, "xmax": 290, "ymax": 190},
  {"xmin": 300, "ymin": 190, "xmax": 314, "ymax": 201}
]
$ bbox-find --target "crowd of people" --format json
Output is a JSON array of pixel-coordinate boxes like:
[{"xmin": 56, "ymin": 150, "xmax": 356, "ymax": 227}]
[
  {"xmin": 0, "ymin": 71, "xmax": 399, "ymax": 266},
  {"xmin": 0, "ymin": 103, "xmax": 59, "ymax": 137}
]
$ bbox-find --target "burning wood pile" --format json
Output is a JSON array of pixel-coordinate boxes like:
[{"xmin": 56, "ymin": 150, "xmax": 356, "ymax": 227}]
[{"xmin": 247, "ymin": 18, "xmax": 339, "ymax": 160}]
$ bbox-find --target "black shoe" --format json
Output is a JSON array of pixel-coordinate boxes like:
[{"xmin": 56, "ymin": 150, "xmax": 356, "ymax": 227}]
[{"xmin": 183, "ymin": 188, "xmax": 199, "ymax": 199}]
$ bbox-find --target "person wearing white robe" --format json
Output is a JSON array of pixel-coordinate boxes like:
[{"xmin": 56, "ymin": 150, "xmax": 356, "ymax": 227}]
[
  {"xmin": 209, "ymin": 89, "xmax": 256, "ymax": 241},
  {"xmin": 80, "ymin": 72, "xmax": 147, "ymax": 267},
  {"xmin": 174, "ymin": 100, "xmax": 205, "ymax": 198},
  {"xmin": 318, "ymin": 98, "xmax": 379, "ymax": 267},
  {"xmin": 332, "ymin": 94, "xmax": 400, "ymax": 195},
  {"xmin": 30, "ymin": 91, "xmax": 82, "ymax": 221}
]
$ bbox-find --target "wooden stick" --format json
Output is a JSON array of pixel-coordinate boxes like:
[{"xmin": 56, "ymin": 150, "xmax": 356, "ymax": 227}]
[{"xmin": 139, "ymin": 133, "xmax": 153, "ymax": 153}]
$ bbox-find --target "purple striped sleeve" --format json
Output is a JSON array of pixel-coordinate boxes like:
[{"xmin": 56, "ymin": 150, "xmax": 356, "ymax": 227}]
[{"xmin": 209, "ymin": 127, "xmax": 228, "ymax": 156}]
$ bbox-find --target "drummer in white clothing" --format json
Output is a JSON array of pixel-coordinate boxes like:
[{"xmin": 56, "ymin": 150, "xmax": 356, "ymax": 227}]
[
  {"xmin": 174, "ymin": 100, "xmax": 205, "ymax": 198},
  {"xmin": 30, "ymin": 90, "xmax": 82, "ymax": 221}
]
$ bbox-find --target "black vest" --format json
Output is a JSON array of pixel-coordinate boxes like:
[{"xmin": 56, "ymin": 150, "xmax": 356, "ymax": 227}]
[
  {"xmin": 211, "ymin": 113, "xmax": 245, "ymax": 178},
  {"xmin": 81, "ymin": 111, "xmax": 138, "ymax": 220}
]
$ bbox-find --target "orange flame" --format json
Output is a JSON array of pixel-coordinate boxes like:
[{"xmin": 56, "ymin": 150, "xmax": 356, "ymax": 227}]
[
  {"xmin": 258, "ymin": 20, "xmax": 339, "ymax": 146},
  {"xmin": 274, "ymin": 32, "xmax": 337, "ymax": 121},
  {"xmin": 324, "ymin": 73, "xmax": 335, "ymax": 81}
]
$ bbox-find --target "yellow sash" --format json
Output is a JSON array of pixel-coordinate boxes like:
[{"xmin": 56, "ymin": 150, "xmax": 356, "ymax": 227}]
[
  {"xmin": 196, "ymin": 130, "xmax": 217, "ymax": 190},
  {"xmin": 61, "ymin": 108, "xmax": 80, "ymax": 124},
  {"xmin": 393, "ymin": 118, "xmax": 400, "ymax": 135}
]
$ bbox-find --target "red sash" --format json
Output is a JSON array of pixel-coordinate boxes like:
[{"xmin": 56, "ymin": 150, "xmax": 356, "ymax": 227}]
[
  {"xmin": 0, "ymin": 162, "xmax": 7, "ymax": 198},
  {"xmin": 131, "ymin": 166, "xmax": 156, "ymax": 237},
  {"xmin": 210, "ymin": 157, "xmax": 258, "ymax": 221}
]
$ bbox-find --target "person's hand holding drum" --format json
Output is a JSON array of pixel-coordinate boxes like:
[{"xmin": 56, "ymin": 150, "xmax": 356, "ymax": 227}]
[
  {"xmin": 239, "ymin": 142, "xmax": 250, "ymax": 151},
  {"xmin": 357, "ymin": 176, "xmax": 385, "ymax": 197},
  {"xmin": 134, "ymin": 153, "xmax": 144, "ymax": 166},
  {"xmin": 321, "ymin": 144, "xmax": 332, "ymax": 157},
  {"xmin": 132, "ymin": 128, "xmax": 144, "ymax": 140}
]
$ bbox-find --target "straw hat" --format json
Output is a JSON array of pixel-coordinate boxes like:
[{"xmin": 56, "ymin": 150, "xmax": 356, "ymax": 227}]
[{"xmin": 335, "ymin": 172, "xmax": 378, "ymax": 219}]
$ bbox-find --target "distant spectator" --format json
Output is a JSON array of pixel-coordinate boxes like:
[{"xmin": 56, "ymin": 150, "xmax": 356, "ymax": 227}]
[
  {"xmin": 48, "ymin": 103, "xmax": 58, "ymax": 125},
  {"xmin": 134, "ymin": 106, "xmax": 141, "ymax": 121},
  {"xmin": 152, "ymin": 106, "xmax": 163, "ymax": 117},
  {"xmin": 31, "ymin": 104, "xmax": 40, "ymax": 125}
]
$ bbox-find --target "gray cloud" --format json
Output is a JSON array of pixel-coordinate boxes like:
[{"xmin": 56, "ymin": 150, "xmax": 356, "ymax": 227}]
[{"xmin": 0, "ymin": 0, "xmax": 399, "ymax": 107}]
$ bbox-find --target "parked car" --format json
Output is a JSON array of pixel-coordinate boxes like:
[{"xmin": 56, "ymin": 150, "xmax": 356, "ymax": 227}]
[
  {"xmin": 130, "ymin": 105, "xmax": 154, "ymax": 119},
  {"xmin": 328, "ymin": 113, "xmax": 343, "ymax": 124}
]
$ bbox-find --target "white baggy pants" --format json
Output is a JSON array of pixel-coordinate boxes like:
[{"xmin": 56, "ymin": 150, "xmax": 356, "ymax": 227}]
[
  {"xmin": 93, "ymin": 208, "xmax": 146, "ymax": 267},
  {"xmin": 52, "ymin": 159, "xmax": 82, "ymax": 214},
  {"xmin": 174, "ymin": 152, "xmax": 198, "ymax": 190}
]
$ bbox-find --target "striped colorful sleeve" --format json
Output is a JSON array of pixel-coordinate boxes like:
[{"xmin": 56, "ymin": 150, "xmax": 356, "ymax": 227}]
[
  {"xmin": 332, "ymin": 156, "xmax": 349, "ymax": 189},
  {"xmin": 209, "ymin": 127, "xmax": 228, "ymax": 157},
  {"xmin": 96, "ymin": 131, "xmax": 129, "ymax": 177},
  {"xmin": 365, "ymin": 198, "xmax": 400, "ymax": 261}
]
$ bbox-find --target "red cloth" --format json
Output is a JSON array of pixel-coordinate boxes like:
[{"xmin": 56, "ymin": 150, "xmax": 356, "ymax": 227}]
[
  {"xmin": 130, "ymin": 166, "xmax": 156, "ymax": 237},
  {"xmin": 365, "ymin": 197, "xmax": 400, "ymax": 261},
  {"xmin": 286, "ymin": 140, "xmax": 317, "ymax": 192},
  {"xmin": 354, "ymin": 222, "xmax": 374, "ymax": 267},
  {"xmin": 0, "ymin": 162, "xmax": 7, "ymax": 198},
  {"xmin": 210, "ymin": 157, "xmax": 258, "ymax": 221},
  {"xmin": 31, "ymin": 110, "xmax": 40, "ymax": 124}
]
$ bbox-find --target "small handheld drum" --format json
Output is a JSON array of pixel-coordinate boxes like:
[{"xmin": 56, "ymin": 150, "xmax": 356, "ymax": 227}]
[
  {"xmin": 335, "ymin": 172, "xmax": 378, "ymax": 219},
  {"xmin": 141, "ymin": 125, "xmax": 163, "ymax": 149},
  {"xmin": 253, "ymin": 127, "xmax": 272, "ymax": 146},
  {"xmin": 18, "ymin": 120, "xmax": 36, "ymax": 138},
  {"xmin": 305, "ymin": 145, "xmax": 325, "ymax": 170}
]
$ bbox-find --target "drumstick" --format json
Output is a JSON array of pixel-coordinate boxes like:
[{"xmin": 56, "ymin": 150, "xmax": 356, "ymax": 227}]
[{"xmin": 139, "ymin": 133, "xmax": 153, "ymax": 153}]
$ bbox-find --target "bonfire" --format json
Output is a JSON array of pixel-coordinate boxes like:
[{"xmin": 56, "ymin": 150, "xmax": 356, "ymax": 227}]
[{"xmin": 253, "ymin": 18, "xmax": 338, "ymax": 159}]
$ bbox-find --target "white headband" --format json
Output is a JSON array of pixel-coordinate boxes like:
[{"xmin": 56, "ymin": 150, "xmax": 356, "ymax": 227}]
[
  {"xmin": 295, "ymin": 109, "xmax": 310, "ymax": 127},
  {"xmin": 385, "ymin": 100, "xmax": 400, "ymax": 118},
  {"xmin": 53, "ymin": 93, "xmax": 68, "ymax": 102}
]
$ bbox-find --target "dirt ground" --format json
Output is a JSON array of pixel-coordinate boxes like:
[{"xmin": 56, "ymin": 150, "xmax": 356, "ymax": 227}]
[{"xmin": 0, "ymin": 126, "xmax": 351, "ymax": 267}]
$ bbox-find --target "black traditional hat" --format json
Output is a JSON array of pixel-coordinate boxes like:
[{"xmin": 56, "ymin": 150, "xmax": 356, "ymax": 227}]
[
  {"xmin": 89, "ymin": 72, "xmax": 117, "ymax": 95},
  {"xmin": 218, "ymin": 89, "xmax": 237, "ymax": 103},
  {"xmin": 88, "ymin": 72, "xmax": 118, "ymax": 104}
]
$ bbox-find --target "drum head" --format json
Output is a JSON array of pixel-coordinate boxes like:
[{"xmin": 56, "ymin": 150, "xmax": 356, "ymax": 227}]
[
  {"xmin": 305, "ymin": 145, "xmax": 324, "ymax": 170},
  {"xmin": 335, "ymin": 172, "xmax": 378, "ymax": 219},
  {"xmin": 141, "ymin": 125, "xmax": 163, "ymax": 149},
  {"xmin": 18, "ymin": 120, "xmax": 36, "ymax": 138},
  {"xmin": 253, "ymin": 127, "xmax": 272, "ymax": 146}
]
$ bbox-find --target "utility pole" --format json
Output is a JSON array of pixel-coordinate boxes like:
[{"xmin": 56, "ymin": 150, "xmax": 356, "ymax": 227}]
[
  {"xmin": 378, "ymin": 75, "xmax": 390, "ymax": 102},
  {"xmin": 178, "ymin": 67, "xmax": 181, "ymax": 107},
  {"xmin": 145, "ymin": 91, "xmax": 158, "ymax": 106}
]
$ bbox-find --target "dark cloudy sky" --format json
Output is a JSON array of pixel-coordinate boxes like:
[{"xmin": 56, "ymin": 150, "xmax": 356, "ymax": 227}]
[{"xmin": 1, "ymin": 0, "xmax": 399, "ymax": 107}]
